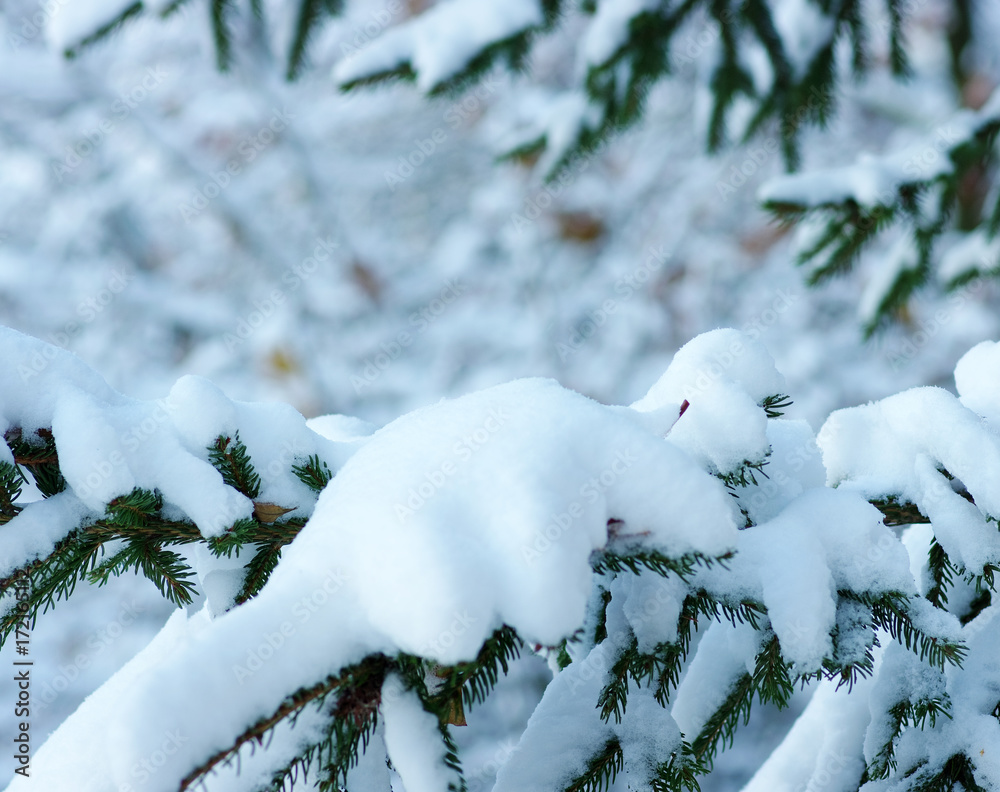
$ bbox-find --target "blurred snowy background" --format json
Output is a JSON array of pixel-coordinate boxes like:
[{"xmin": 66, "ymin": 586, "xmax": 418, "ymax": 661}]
[{"xmin": 2, "ymin": 0, "xmax": 1000, "ymax": 788}]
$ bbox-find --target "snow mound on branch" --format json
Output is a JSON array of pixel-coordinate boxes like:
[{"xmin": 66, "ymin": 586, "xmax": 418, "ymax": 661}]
[
  {"xmin": 305, "ymin": 377, "xmax": 739, "ymax": 658},
  {"xmin": 819, "ymin": 386, "xmax": 1000, "ymax": 572},
  {"xmin": 693, "ymin": 488, "xmax": 912, "ymax": 672},
  {"xmin": 16, "ymin": 364, "xmax": 740, "ymax": 792},
  {"xmin": 744, "ymin": 537, "xmax": 1000, "ymax": 792},
  {"xmin": 381, "ymin": 674, "xmax": 462, "ymax": 792},
  {"xmin": 955, "ymin": 339, "xmax": 1000, "ymax": 429},
  {"xmin": 0, "ymin": 490, "xmax": 93, "ymax": 581},
  {"xmin": 632, "ymin": 328, "xmax": 785, "ymax": 474},
  {"xmin": 741, "ymin": 674, "xmax": 872, "ymax": 792},
  {"xmin": 737, "ymin": 418, "xmax": 826, "ymax": 525},
  {"xmin": 0, "ymin": 326, "xmax": 357, "ymax": 559}
]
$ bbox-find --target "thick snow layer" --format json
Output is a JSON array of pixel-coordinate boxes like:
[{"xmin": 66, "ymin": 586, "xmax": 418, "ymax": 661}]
[
  {"xmin": 6, "ymin": 607, "xmax": 201, "ymax": 792},
  {"xmin": 737, "ymin": 418, "xmax": 826, "ymax": 525},
  {"xmin": 741, "ymin": 676, "xmax": 872, "ymax": 792},
  {"xmin": 0, "ymin": 328, "xmax": 362, "ymax": 547},
  {"xmin": 14, "ymin": 369, "xmax": 739, "ymax": 791},
  {"xmin": 632, "ymin": 328, "xmax": 785, "ymax": 474},
  {"xmin": 381, "ymin": 675, "xmax": 461, "ymax": 792},
  {"xmin": 0, "ymin": 490, "xmax": 93, "ymax": 581},
  {"xmin": 333, "ymin": 0, "xmax": 544, "ymax": 92},
  {"xmin": 494, "ymin": 640, "xmax": 684, "ymax": 792},
  {"xmin": 493, "ymin": 641, "xmax": 616, "ymax": 792},
  {"xmin": 820, "ymin": 386, "xmax": 1000, "ymax": 571},
  {"xmin": 698, "ymin": 489, "xmax": 912, "ymax": 672},
  {"xmin": 672, "ymin": 620, "xmax": 762, "ymax": 739},
  {"xmin": 618, "ymin": 571, "xmax": 687, "ymax": 652},
  {"xmin": 308, "ymin": 377, "xmax": 737, "ymax": 658},
  {"xmin": 955, "ymin": 340, "xmax": 1000, "ymax": 429}
]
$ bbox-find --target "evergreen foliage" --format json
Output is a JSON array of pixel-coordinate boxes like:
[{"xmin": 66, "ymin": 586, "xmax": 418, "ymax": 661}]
[{"xmin": 4, "ymin": 331, "xmax": 1000, "ymax": 792}]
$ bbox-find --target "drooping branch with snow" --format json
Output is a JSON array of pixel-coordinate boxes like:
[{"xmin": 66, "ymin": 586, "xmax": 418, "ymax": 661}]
[
  {"xmin": 44, "ymin": 0, "xmax": 913, "ymax": 172},
  {"xmin": 4, "ymin": 326, "xmax": 1000, "ymax": 792},
  {"xmin": 761, "ymin": 90, "xmax": 1000, "ymax": 336}
]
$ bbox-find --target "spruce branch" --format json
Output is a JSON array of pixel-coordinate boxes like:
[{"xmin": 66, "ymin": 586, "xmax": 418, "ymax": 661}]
[
  {"xmin": 563, "ymin": 739, "xmax": 624, "ymax": 792},
  {"xmin": 180, "ymin": 655, "xmax": 391, "ymax": 792},
  {"xmin": 430, "ymin": 626, "xmax": 522, "ymax": 714},
  {"xmin": 0, "ymin": 530, "xmax": 106, "ymax": 645},
  {"xmin": 62, "ymin": 1, "xmax": 142, "ymax": 58},
  {"xmin": 650, "ymin": 744, "xmax": 704, "ymax": 792},
  {"xmin": 719, "ymin": 458, "xmax": 771, "ymax": 490},
  {"xmin": 287, "ymin": 0, "xmax": 342, "ymax": 80},
  {"xmin": 867, "ymin": 694, "xmax": 953, "ymax": 780},
  {"xmin": 903, "ymin": 752, "xmax": 987, "ymax": 792},
  {"xmin": 691, "ymin": 671, "xmax": 754, "ymax": 768},
  {"xmin": 0, "ymin": 460, "xmax": 24, "ymax": 523},
  {"xmin": 209, "ymin": 433, "xmax": 261, "ymax": 499},
  {"xmin": 842, "ymin": 590, "xmax": 966, "ymax": 669},
  {"xmin": 210, "ymin": 0, "xmax": 235, "ymax": 71},
  {"xmin": 760, "ymin": 394, "xmax": 793, "ymax": 418},
  {"xmin": 926, "ymin": 540, "xmax": 959, "ymax": 610},
  {"xmin": 873, "ymin": 496, "xmax": 931, "ymax": 526},
  {"xmin": 592, "ymin": 549, "xmax": 732, "ymax": 581},
  {"xmin": 5, "ymin": 427, "xmax": 66, "ymax": 497},
  {"xmin": 0, "ymin": 482, "xmax": 308, "ymax": 646},
  {"xmin": 292, "ymin": 454, "xmax": 334, "ymax": 493}
]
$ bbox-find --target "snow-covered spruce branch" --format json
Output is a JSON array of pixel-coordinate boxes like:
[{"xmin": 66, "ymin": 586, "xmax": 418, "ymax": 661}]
[
  {"xmin": 3, "ymin": 326, "xmax": 1000, "ymax": 792},
  {"xmin": 49, "ymin": 0, "xmax": 910, "ymax": 173},
  {"xmin": 760, "ymin": 89, "xmax": 1000, "ymax": 336}
]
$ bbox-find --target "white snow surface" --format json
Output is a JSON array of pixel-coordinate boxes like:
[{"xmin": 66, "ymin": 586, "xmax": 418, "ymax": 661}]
[
  {"xmin": 696, "ymin": 489, "xmax": 914, "ymax": 672},
  {"xmin": 741, "ymin": 676, "xmax": 872, "ymax": 792},
  {"xmin": 494, "ymin": 639, "xmax": 684, "ymax": 792},
  {"xmin": 381, "ymin": 674, "xmax": 461, "ymax": 792},
  {"xmin": 955, "ymin": 339, "xmax": 1000, "ymax": 429},
  {"xmin": 0, "ymin": 328, "xmax": 371, "ymax": 541},
  {"xmin": 632, "ymin": 328, "xmax": 785, "ymax": 474},
  {"xmin": 820, "ymin": 386, "xmax": 1000, "ymax": 571},
  {"xmin": 11, "ymin": 348, "xmax": 745, "ymax": 792}
]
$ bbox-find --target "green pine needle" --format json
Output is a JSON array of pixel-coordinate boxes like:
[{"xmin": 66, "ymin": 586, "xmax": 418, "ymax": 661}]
[
  {"xmin": 209, "ymin": 433, "xmax": 262, "ymax": 499},
  {"xmin": 292, "ymin": 454, "xmax": 334, "ymax": 493}
]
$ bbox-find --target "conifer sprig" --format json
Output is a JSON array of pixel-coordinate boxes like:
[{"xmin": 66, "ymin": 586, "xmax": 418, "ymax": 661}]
[
  {"xmin": 5, "ymin": 427, "xmax": 66, "ymax": 497},
  {"xmin": 0, "ymin": 460, "xmax": 24, "ymax": 523},
  {"xmin": 209, "ymin": 433, "xmax": 262, "ymax": 499},
  {"xmin": 292, "ymin": 454, "xmax": 334, "ymax": 493}
]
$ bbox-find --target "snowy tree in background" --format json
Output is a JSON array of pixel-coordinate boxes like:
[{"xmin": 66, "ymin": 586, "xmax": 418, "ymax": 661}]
[
  {"xmin": 38, "ymin": 0, "xmax": 1000, "ymax": 333},
  {"xmin": 3, "ymin": 326, "xmax": 1000, "ymax": 792}
]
